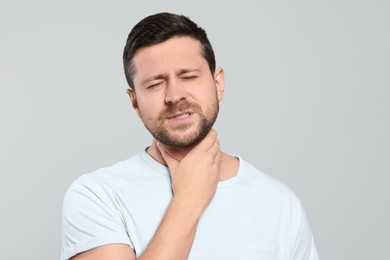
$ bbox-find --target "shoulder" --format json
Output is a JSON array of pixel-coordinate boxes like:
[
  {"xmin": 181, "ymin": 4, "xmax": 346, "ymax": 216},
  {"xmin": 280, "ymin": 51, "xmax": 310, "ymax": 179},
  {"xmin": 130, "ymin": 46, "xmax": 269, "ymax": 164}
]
[
  {"xmin": 67, "ymin": 152, "xmax": 147, "ymax": 191},
  {"xmin": 238, "ymin": 158, "xmax": 314, "ymax": 232},
  {"xmin": 238, "ymin": 157, "xmax": 317, "ymax": 234},
  {"xmin": 63, "ymin": 153, "xmax": 142, "ymax": 207},
  {"xmin": 238, "ymin": 157, "xmax": 299, "ymax": 201},
  {"xmin": 61, "ymin": 156, "xmax": 142, "ymax": 260}
]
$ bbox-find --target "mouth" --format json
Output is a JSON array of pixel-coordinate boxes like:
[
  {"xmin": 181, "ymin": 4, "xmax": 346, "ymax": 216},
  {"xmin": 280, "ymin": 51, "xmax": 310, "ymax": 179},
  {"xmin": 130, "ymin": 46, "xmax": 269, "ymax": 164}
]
[{"xmin": 167, "ymin": 112, "xmax": 193, "ymax": 120}]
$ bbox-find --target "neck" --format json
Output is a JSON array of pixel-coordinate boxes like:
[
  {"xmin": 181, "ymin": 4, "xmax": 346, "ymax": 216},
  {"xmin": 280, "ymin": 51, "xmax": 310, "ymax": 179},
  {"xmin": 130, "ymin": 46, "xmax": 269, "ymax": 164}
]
[
  {"xmin": 147, "ymin": 139, "xmax": 195, "ymax": 165},
  {"xmin": 146, "ymin": 138, "xmax": 240, "ymax": 181}
]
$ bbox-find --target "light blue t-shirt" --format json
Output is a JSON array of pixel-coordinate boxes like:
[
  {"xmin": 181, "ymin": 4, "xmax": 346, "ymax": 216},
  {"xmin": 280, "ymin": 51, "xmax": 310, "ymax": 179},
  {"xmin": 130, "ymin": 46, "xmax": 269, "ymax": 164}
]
[{"xmin": 61, "ymin": 149, "xmax": 319, "ymax": 260}]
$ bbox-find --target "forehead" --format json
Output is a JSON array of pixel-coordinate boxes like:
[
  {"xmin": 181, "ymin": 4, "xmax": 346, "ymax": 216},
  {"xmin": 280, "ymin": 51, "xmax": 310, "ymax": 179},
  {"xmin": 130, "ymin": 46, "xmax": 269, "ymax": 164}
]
[{"xmin": 132, "ymin": 37, "xmax": 207, "ymax": 79}]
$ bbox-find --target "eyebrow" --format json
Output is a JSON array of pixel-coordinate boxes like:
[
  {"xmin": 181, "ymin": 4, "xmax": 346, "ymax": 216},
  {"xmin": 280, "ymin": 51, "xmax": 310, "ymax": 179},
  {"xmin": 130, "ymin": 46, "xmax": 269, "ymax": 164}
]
[
  {"xmin": 177, "ymin": 68, "xmax": 201, "ymax": 75},
  {"xmin": 140, "ymin": 68, "xmax": 201, "ymax": 86},
  {"xmin": 140, "ymin": 73, "xmax": 168, "ymax": 86}
]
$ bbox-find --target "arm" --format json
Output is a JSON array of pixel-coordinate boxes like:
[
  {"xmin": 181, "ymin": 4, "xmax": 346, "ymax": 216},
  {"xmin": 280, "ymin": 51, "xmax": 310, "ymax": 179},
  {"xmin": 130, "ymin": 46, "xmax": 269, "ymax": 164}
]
[
  {"xmin": 70, "ymin": 130, "xmax": 221, "ymax": 260},
  {"xmin": 71, "ymin": 244, "xmax": 135, "ymax": 260},
  {"xmin": 140, "ymin": 129, "xmax": 221, "ymax": 259}
]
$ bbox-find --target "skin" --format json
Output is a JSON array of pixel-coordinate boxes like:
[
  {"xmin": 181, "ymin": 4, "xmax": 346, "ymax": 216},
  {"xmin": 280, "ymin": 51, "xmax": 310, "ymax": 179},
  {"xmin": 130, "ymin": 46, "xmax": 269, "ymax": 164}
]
[{"xmin": 72, "ymin": 36, "xmax": 239, "ymax": 260}]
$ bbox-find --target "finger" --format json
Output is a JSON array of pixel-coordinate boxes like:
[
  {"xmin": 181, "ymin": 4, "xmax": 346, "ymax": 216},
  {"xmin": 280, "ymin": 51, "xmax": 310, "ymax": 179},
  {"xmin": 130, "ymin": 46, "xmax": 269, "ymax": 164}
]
[
  {"xmin": 157, "ymin": 143, "xmax": 179, "ymax": 170},
  {"xmin": 193, "ymin": 129, "xmax": 218, "ymax": 152},
  {"xmin": 204, "ymin": 130, "xmax": 219, "ymax": 153},
  {"xmin": 208, "ymin": 138, "xmax": 220, "ymax": 160}
]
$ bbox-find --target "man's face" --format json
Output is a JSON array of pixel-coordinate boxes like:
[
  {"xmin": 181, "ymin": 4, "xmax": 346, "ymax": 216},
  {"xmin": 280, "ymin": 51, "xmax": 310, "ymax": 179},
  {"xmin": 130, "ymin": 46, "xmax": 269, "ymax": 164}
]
[{"xmin": 129, "ymin": 36, "xmax": 224, "ymax": 147}]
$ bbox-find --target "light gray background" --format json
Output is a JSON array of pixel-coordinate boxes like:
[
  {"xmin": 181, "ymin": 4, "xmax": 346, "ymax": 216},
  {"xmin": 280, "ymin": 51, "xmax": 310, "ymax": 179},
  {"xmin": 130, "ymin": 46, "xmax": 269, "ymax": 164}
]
[{"xmin": 1, "ymin": 0, "xmax": 389, "ymax": 259}]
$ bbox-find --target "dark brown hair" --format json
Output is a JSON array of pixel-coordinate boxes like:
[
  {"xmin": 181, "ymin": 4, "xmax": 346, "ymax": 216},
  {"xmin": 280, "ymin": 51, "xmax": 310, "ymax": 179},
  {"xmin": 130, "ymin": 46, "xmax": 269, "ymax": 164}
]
[{"xmin": 123, "ymin": 12, "xmax": 216, "ymax": 89}]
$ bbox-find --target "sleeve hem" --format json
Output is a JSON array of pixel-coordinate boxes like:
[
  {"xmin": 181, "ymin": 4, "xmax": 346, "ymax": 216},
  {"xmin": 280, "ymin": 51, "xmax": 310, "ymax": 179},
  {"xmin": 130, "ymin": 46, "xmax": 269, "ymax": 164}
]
[{"xmin": 60, "ymin": 235, "xmax": 133, "ymax": 260}]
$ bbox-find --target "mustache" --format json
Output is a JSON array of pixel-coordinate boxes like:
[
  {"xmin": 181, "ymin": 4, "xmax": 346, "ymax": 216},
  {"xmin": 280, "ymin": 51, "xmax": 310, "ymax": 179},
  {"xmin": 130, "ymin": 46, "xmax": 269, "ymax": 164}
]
[{"xmin": 159, "ymin": 101, "xmax": 201, "ymax": 119}]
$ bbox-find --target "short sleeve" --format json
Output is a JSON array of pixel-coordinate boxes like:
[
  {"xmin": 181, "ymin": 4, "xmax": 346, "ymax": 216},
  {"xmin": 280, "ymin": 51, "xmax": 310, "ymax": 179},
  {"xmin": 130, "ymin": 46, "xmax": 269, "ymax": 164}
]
[
  {"xmin": 60, "ymin": 175, "xmax": 133, "ymax": 260},
  {"xmin": 290, "ymin": 197, "xmax": 320, "ymax": 260}
]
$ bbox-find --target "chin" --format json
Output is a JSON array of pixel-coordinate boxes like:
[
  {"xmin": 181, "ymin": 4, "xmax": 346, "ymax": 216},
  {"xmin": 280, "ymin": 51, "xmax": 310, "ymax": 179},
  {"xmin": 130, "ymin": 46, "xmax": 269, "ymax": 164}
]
[{"xmin": 156, "ymin": 128, "xmax": 209, "ymax": 148}]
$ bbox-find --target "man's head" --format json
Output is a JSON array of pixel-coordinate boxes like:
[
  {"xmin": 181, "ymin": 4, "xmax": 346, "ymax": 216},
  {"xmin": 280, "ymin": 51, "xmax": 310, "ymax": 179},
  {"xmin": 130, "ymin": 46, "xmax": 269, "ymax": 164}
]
[
  {"xmin": 123, "ymin": 12, "xmax": 216, "ymax": 90},
  {"xmin": 123, "ymin": 13, "xmax": 224, "ymax": 148}
]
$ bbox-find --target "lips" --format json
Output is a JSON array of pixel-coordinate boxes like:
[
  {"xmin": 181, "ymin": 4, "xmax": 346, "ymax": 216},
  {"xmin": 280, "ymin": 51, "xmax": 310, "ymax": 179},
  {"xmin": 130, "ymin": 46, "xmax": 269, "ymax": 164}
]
[{"xmin": 167, "ymin": 112, "xmax": 193, "ymax": 119}]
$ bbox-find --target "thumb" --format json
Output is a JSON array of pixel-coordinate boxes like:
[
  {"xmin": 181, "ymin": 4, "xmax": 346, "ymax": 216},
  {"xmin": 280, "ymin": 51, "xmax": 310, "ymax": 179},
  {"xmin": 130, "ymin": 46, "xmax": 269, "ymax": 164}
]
[{"xmin": 157, "ymin": 143, "xmax": 178, "ymax": 172}]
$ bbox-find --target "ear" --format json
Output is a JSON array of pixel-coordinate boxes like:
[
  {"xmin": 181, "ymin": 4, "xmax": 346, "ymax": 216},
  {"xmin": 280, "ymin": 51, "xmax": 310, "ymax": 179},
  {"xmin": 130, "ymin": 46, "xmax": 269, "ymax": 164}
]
[
  {"xmin": 213, "ymin": 67, "xmax": 225, "ymax": 102},
  {"xmin": 126, "ymin": 88, "xmax": 141, "ymax": 117}
]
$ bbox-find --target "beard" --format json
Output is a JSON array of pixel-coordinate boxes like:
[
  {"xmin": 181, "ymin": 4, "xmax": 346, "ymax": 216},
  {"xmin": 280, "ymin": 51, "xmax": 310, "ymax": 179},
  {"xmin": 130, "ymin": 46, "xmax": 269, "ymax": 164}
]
[{"xmin": 140, "ymin": 99, "xmax": 219, "ymax": 148}]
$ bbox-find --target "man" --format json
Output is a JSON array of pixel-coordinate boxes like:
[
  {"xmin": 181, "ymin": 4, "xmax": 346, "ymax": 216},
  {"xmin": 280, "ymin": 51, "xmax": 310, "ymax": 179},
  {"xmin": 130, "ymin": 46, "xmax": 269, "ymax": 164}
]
[{"xmin": 61, "ymin": 13, "xmax": 319, "ymax": 260}]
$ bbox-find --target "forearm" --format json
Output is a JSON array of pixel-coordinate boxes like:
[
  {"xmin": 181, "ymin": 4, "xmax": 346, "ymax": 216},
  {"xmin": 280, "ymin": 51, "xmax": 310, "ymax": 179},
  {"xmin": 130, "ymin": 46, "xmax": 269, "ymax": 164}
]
[
  {"xmin": 139, "ymin": 131, "xmax": 221, "ymax": 259},
  {"xmin": 139, "ymin": 195, "xmax": 204, "ymax": 260}
]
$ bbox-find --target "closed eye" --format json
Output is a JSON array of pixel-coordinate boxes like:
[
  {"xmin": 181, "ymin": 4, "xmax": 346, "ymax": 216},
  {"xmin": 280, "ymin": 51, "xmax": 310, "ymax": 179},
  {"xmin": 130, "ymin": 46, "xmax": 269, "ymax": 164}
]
[
  {"xmin": 181, "ymin": 75, "xmax": 198, "ymax": 80},
  {"xmin": 146, "ymin": 81, "xmax": 163, "ymax": 89}
]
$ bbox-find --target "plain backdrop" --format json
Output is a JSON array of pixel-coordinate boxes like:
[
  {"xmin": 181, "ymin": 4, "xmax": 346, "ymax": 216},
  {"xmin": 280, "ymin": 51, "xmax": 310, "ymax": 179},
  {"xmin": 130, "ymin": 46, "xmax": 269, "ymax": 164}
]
[{"xmin": 1, "ymin": 0, "xmax": 389, "ymax": 259}]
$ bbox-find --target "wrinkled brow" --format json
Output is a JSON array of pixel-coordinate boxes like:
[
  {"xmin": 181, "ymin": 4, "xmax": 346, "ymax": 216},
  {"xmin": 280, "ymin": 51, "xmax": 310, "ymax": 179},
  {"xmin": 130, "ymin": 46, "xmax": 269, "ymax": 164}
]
[
  {"xmin": 140, "ymin": 73, "xmax": 168, "ymax": 86},
  {"xmin": 141, "ymin": 68, "xmax": 201, "ymax": 86}
]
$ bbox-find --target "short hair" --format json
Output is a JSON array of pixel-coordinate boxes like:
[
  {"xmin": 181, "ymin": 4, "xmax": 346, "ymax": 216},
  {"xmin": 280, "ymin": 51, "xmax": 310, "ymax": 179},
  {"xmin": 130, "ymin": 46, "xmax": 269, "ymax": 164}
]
[{"xmin": 123, "ymin": 12, "xmax": 216, "ymax": 89}]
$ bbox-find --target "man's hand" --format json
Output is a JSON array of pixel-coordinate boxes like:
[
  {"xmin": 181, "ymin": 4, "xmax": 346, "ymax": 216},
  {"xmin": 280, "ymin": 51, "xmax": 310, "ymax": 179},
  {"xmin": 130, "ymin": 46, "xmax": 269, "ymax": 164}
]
[
  {"xmin": 135, "ymin": 129, "xmax": 221, "ymax": 259},
  {"xmin": 157, "ymin": 129, "xmax": 221, "ymax": 211}
]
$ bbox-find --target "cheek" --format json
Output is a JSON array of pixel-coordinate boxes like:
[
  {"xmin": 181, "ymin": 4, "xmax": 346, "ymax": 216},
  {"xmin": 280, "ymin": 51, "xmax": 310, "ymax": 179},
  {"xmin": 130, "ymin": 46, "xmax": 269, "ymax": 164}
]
[
  {"xmin": 197, "ymin": 85, "xmax": 218, "ymax": 103},
  {"xmin": 137, "ymin": 99, "xmax": 160, "ymax": 120},
  {"xmin": 189, "ymin": 79, "xmax": 216, "ymax": 98}
]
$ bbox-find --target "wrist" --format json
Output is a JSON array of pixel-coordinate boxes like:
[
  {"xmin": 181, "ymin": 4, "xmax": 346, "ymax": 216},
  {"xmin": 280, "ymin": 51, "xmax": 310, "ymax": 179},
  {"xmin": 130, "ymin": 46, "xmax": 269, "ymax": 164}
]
[{"xmin": 171, "ymin": 192, "xmax": 208, "ymax": 220}]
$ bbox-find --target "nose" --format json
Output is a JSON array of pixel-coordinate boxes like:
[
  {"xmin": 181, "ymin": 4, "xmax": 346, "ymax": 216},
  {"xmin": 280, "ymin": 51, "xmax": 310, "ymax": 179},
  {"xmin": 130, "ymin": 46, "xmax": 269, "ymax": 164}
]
[{"xmin": 164, "ymin": 78, "xmax": 186, "ymax": 104}]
